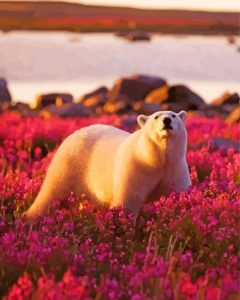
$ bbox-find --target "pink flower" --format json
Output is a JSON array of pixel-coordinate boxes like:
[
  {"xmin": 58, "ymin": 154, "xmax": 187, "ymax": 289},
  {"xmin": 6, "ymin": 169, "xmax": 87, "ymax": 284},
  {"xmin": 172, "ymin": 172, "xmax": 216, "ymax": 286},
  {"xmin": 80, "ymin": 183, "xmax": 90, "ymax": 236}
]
[
  {"xmin": 204, "ymin": 286, "xmax": 221, "ymax": 300},
  {"xmin": 7, "ymin": 273, "xmax": 34, "ymax": 300},
  {"xmin": 180, "ymin": 274, "xmax": 197, "ymax": 299}
]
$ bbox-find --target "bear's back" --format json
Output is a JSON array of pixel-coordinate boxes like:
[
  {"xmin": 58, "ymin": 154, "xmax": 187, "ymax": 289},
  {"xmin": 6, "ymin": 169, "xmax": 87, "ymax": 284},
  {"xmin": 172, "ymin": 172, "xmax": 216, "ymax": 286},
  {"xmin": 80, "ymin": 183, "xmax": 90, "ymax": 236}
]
[{"xmin": 84, "ymin": 125, "xmax": 130, "ymax": 203}]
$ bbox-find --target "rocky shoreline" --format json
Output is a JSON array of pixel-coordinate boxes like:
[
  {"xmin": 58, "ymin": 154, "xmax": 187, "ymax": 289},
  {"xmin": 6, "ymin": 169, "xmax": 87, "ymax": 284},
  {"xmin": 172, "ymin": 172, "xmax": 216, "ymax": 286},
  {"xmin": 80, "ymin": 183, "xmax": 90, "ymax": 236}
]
[{"xmin": 0, "ymin": 75, "xmax": 239, "ymax": 124}]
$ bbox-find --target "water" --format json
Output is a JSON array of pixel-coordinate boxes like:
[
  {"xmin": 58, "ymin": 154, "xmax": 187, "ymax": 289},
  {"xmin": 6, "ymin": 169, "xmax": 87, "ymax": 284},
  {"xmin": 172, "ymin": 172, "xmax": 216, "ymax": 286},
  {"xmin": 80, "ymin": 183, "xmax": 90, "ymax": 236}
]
[{"xmin": 0, "ymin": 31, "xmax": 239, "ymax": 104}]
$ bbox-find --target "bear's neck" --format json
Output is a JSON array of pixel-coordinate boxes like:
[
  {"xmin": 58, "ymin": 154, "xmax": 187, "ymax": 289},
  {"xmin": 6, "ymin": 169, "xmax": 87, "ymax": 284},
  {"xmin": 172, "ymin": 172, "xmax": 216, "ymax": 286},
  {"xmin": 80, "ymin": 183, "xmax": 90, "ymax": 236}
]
[{"xmin": 135, "ymin": 131, "xmax": 183, "ymax": 169}]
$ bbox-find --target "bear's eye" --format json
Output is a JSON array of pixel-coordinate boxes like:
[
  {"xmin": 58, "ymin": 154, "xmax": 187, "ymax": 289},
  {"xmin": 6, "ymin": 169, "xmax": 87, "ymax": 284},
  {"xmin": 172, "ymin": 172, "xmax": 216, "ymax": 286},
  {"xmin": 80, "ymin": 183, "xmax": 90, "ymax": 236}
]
[
  {"xmin": 172, "ymin": 115, "xmax": 176, "ymax": 118},
  {"xmin": 154, "ymin": 116, "xmax": 159, "ymax": 120}
]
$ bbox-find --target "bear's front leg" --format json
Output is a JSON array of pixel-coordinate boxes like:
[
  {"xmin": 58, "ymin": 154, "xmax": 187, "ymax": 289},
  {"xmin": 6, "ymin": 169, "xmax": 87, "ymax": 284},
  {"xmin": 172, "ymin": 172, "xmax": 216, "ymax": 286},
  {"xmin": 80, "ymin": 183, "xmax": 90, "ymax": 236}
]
[
  {"xmin": 111, "ymin": 186, "xmax": 145, "ymax": 217},
  {"xmin": 111, "ymin": 169, "xmax": 156, "ymax": 218},
  {"xmin": 111, "ymin": 148, "xmax": 162, "ymax": 219}
]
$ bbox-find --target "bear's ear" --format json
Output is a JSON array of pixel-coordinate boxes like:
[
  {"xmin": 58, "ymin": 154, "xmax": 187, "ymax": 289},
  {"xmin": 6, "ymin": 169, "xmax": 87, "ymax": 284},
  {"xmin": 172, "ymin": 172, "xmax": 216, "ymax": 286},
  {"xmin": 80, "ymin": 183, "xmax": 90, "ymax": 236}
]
[
  {"xmin": 137, "ymin": 115, "xmax": 148, "ymax": 127},
  {"xmin": 178, "ymin": 111, "xmax": 187, "ymax": 122}
]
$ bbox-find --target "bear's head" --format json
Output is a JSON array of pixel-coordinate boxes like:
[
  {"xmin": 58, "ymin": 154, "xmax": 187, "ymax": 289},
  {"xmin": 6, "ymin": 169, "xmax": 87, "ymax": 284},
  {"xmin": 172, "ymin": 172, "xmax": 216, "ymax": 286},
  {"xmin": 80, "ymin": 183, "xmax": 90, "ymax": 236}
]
[{"xmin": 137, "ymin": 110, "xmax": 187, "ymax": 157}]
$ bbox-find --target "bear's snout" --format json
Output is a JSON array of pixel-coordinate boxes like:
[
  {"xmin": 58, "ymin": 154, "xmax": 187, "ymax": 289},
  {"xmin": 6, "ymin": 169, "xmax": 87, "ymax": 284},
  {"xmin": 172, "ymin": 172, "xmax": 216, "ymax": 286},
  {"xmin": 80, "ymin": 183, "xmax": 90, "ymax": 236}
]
[{"xmin": 163, "ymin": 117, "xmax": 173, "ymax": 130}]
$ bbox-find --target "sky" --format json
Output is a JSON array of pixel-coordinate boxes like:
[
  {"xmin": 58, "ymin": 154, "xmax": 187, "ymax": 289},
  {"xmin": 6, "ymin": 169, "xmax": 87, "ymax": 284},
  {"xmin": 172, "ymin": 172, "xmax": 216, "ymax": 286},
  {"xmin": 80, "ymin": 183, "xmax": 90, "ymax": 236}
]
[
  {"xmin": 79, "ymin": 0, "xmax": 240, "ymax": 12},
  {"xmin": 6, "ymin": 0, "xmax": 240, "ymax": 12}
]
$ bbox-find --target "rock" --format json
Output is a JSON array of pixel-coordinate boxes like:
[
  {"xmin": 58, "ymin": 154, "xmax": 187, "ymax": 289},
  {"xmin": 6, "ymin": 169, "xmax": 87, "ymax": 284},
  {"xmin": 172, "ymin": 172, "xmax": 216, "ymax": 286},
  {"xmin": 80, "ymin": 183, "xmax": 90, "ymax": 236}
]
[
  {"xmin": 108, "ymin": 75, "xmax": 166, "ymax": 104},
  {"xmin": 80, "ymin": 86, "xmax": 108, "ymax": 102},
  {"xmin": 227, "ymin": 36, "xmax": 236, "ymax": 44},
  {"xmin": 208, "ymin": 137, "xmax": 239, "ymax": 154},
  {"xmin": 211, "ymin": 92, "xmax": 239, "ymax": 106},
  {"xmin": 31, "ymin": 93, "xmax": 74, "ymax": 109},
  {"xmin": 115, "ymin": 31, "xmax": 128, "ymax": 37},
  {"xmin": 184, "ymin": 110, "xmax": 204, "ymax": 118},
  {"xmin": 200, "ymin": 106, "xmax": 227, "ymax": 119},
  {"xmin": 22, "ymin": 108, "xmax": 41, "ymax": 117},
  {"xmin": 0, "ymin": 78, "xmax": 11, "ymax": 103},
  {"xmin": 113, "ymin": 114, "xmax": 137, "ymax": 130},
  {"xmin": 199, "ymin": 105, "xmax": 237, "ymax": 120},
  {"xmin": 95, "ymin": 106, "xmax": 104, "ymax": 115},
  {"xmin": 125, "ymin": 31, "xmax": 151, "ymax": 42},
  {"xmin": 226, "ymin": 107, "xmax": 240, "ymax": 124},
  {"xmin": 162, "ymin": 85, "xmax": 206, "ymax": 111},
  {"xmin": 160, "ymin": 102, "xmax": 187, "ymax": 113},
  {"xmin": 0, "ymin": 101, "xmax": 41, "ymax": 117},
  {"xmin": 103, "ymin": 101, "xmax": 131, "ymax": 115},
  {"xmin": 40, "ymin": 103, "xmax": 90, "ymax": 118},
  {"xmin": 192, "ymin": 137, "xmax": 239, "ymax": 154},
  {"xmin": 145, "ymin": 85, "xmax": 169, "ymax": 104},
  {"xmin": 116, "ymin": 30, "xmax": 151, "ymax": 42},
  {"xmin": 133, "ymin": 102, "xmax": 161, "ymax": 115},
  {"xmin": 201, "ymin": 99, "xmax": 240, "ymax": 119},
  {"xmin": 79, "ymin": 86, "xmax": 108, "ymax": 112},
  {"xmin": 3, "ymin": 102, "xmax": 28, "ymax": 112},
  {"xmin": 0, "ymin": 101, "xmax": 10, "ymax": 112},
  {"xmin": 83, "ymin": 94, "xmax": 106, "ymax": 109}
]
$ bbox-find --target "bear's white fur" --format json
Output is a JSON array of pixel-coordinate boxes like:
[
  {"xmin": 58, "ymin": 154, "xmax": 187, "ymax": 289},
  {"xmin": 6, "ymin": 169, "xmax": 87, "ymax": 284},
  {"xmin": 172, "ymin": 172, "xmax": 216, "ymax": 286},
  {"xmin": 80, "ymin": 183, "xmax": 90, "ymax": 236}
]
[{"xmin": 24, "ymin": 110, "xmax": 191, "ymax": 221}]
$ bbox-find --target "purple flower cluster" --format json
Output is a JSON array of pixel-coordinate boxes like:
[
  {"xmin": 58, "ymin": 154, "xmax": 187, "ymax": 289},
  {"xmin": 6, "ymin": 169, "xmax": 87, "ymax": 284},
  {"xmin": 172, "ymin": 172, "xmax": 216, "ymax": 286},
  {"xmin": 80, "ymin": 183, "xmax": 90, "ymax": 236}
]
[{"xmin": 0, "ymin": 112, "xmax": 239, "ymax": 299}]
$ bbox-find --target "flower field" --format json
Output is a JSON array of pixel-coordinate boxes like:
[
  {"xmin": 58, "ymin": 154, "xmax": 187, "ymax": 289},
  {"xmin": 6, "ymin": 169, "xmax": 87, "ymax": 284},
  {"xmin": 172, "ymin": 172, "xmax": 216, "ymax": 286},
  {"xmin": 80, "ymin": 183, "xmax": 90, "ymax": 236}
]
[{"xmin": 0, "ymin": 112, "xmax": 239, "ymax": 299}]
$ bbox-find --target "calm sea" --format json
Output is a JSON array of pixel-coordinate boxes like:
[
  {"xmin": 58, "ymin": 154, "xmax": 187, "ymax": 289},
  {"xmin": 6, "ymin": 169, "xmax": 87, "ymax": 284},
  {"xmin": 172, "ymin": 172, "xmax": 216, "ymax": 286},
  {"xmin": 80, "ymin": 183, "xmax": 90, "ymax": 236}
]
[{"xmin": 0, "ymin": 31, "xmax": 239, "ymax": 104}]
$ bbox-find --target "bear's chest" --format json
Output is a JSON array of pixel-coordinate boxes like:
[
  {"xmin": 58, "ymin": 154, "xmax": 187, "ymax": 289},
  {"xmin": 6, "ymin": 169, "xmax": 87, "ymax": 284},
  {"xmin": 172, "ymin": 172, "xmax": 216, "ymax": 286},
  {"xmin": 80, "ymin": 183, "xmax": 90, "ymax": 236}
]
[{"xmin": 146, "ymin": 158, "xmax": 180, "ymax": 202}]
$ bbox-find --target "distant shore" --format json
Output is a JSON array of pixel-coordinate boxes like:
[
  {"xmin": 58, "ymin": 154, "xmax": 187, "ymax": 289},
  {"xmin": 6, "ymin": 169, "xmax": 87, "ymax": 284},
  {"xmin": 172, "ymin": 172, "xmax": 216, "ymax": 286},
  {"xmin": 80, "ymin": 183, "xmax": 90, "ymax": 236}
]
[{"xmin": 0, "ymin": 1, "xmax": 239, "ymax": 35}]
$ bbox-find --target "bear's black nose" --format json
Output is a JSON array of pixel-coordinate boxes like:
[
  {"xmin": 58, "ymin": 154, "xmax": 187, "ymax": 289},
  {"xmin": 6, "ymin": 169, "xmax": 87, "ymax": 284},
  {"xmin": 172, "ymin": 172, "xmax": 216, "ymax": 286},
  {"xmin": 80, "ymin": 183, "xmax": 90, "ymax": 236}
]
[{"xmin": 163, "ymin": 117, "xmax": 172, "ymax": 126}]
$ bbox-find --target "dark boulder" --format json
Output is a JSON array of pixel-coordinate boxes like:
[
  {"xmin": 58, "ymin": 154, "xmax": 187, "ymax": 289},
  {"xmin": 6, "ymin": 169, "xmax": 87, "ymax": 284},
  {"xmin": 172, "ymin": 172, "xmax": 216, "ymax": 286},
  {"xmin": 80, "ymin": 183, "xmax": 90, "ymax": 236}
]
[
  {"xmin": 113, "ymin": 114, "xmax": 137, "ymax": 130},
  {"xmin": 115, "ymin": 31, "xmax": 129, "ymax": 38},
  {"xmin": 80, "ymin": 86, "xmax": 108, "ymax": 102},
  {"xmin": 0, "ymin": 101, "xmax": 41, "ymax": 117},
  {"xmin": 0, "ymin": 78, "xmax": 12, "ymax": 103},
  {"xmin": 133, "ymin": 102, "xmax": 161, "ymax": 115},
  {"xmin": 211, "ymin": 92, "xmax": 239, "ymax": 106},
  {"xmin": 145, "ymin": 85, "xmax": 169, "ymax": 104},
  {"xmin": 79, "ymin": 86, "xmax": 108, "ymax": 112},
  {"xmin": 191, "ymin": 137, "xmax": 239, "ymax": 154},
  {"xmin": 103, "ymin": 101, "xmax": 131, "ymax": 115},
  {"xmin": 162, "ymin": 85, "xmax": 206, "ymax": 111},
  {"xmin": 125, "ymin": 31, "xmax": 151, "ymax": 42},
  {"xmin": 116, "ymin": 31, "xmax": 151, "ymax": 42},
  {"xmin": 226, "ymin": 107, "xmax": 240, "ymax": 124},
  {"xmin": 108, "ymin": 75, "xmax": 166, "ymax": 104},
  {"xmin": 208, "ymin": 137, "xmax": 239, "ymax": 154},
  {"xmin": 40, "ymin": 103, "xmax": 90, "ymax": 118},
  {"xmin": 202, "ymin": 92, "xmax": 240, "ymax": 119},
  {"xmin": 200, "ymin": 106, "xmax": 227, "ymax": 119},
  {"xmin": 227, "ymin": 36, "xmax": 236, "ymax": 44},
  {"xmin": 32, "ymin": 93, "xmax": 73, "ymax": 109}
]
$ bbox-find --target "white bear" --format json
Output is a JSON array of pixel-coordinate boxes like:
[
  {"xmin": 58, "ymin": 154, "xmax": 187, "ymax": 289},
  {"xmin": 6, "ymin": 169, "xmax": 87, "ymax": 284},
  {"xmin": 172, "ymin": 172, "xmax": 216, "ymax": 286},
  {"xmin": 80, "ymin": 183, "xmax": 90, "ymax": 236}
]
[{"xmin": 24, "ymin": 111, "xmax": 191, "ymax": 222}]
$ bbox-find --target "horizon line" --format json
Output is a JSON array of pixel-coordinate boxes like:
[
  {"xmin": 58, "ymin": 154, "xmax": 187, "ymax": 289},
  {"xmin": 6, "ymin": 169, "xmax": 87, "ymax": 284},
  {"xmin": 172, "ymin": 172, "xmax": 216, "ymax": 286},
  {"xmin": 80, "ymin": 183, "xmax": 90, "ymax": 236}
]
[{"xmin": 3, "ymin": 0, "xmax": 240, "ymax": 13}]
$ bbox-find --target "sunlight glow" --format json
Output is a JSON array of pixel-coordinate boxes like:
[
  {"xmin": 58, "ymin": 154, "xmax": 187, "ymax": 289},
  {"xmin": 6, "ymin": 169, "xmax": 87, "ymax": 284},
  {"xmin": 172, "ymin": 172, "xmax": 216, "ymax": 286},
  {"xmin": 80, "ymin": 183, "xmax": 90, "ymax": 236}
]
[
  {"xmin": 64, "ymin": 0, "xmax": 239, "ymax": 12},
  {"xmin": 8, "ymin": 0, "xmax": 240, "ymax": 11}
]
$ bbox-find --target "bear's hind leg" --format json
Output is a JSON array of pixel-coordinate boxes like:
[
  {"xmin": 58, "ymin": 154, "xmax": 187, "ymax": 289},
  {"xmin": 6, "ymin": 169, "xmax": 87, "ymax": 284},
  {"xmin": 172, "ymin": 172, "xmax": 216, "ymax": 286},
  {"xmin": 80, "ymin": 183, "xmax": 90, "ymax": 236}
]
[{"xmin": 24, "ymin": 157, "xmax": 77, "ymax": 222}]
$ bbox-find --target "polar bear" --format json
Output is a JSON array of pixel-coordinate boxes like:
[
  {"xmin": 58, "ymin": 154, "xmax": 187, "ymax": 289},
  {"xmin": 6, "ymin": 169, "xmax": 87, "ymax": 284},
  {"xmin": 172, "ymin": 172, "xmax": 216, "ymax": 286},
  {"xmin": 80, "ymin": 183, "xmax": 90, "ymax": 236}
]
[{"xmin": 24, "ymin": 110, "xmax": 191, "ymax": 222}]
